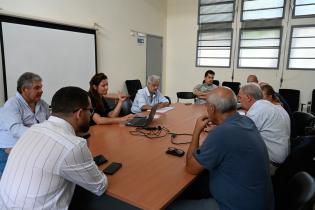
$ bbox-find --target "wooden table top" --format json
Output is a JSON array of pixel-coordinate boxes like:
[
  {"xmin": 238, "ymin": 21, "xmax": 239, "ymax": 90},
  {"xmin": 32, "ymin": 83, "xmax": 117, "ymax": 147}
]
[{"xmin": 88, "ymin": 103, "xmax": 207, "ymax": 210}]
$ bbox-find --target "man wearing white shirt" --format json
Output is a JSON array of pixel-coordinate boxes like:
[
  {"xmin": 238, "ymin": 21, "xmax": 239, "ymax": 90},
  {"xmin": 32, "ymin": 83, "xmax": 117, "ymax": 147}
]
[
  {"xmin": 131, "ymin": 75, "xmax": 169, "ymax": 113},
  {"xmin": 0, "ymin": 72, "xmax": 50, "ymax": 177},
  {"xmin": 238, "ymin": 83, "xmax": 290, "ymax": 174},
  {"xmin": 0, "ymin": 86, "xmax": 107, "ymax": 210}
]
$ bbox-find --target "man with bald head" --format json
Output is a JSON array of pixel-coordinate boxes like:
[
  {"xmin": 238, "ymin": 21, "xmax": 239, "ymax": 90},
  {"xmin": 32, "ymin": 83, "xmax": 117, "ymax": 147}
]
[
  {"xmin": 247, "ymin": 75, "xmax": 258, "ymax": 83},
  {"xmin": 169, "ymin": 87, "xmax": 274, "ymax": 210}
]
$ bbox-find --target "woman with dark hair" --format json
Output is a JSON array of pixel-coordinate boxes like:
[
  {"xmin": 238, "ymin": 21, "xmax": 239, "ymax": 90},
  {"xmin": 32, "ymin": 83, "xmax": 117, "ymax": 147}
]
[{"xmin": 89, "ymin": 73, "xmax": 133, "ymax": 125}]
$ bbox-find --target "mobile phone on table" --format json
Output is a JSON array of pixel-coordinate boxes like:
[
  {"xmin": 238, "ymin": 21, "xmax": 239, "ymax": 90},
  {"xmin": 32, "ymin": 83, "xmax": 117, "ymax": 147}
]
[
  {"xmin": 166, "ymin": 147, "xmax": 185, "ymax": 157},
  {"xmin": 103, "ymin": 162, "xmax": 122, "ymax": 175},
  {"xmin": 93, "ymin": 155, "xmax": 108, "ymax": 166}
]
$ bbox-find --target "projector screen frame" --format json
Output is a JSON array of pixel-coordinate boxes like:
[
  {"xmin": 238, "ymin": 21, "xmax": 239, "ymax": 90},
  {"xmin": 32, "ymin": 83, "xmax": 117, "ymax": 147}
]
[{"xmin": 0, "ymin": 14, "xmax": 97, "ymax": 101}]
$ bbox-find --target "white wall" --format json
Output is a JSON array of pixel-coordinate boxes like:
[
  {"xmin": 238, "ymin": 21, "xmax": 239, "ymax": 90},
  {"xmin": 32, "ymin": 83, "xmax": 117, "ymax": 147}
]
[
  {"xmin": 165, "ymin": 0, "xmax": 315, "ymax": 107},
  {"xmin": 0, "ymin": 0, "xmax": 167, "ymax": 105},
  {"xmin": 1, "ymin": 0, "xmax": 314, "ymax": 106}
]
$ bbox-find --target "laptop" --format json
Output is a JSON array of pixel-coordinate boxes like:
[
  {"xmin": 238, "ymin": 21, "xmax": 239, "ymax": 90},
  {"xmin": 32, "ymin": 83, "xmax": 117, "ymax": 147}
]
[{"xmin": 126, "ymin": 104, "xmax": 158, "ymax": 127}]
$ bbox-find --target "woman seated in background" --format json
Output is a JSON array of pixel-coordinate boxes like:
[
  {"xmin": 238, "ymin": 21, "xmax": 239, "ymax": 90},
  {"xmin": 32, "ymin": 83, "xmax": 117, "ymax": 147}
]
[
  {"xmin": 260, "ymin": 84, "xmax": 282, "ymax": 105},
  {"xmin": 89, "ymin": 73, "xmax": 134, "ymax": 125},
  {"xmin": 260, "ymin": 83, "xmax": 295, "ymax": 137}
]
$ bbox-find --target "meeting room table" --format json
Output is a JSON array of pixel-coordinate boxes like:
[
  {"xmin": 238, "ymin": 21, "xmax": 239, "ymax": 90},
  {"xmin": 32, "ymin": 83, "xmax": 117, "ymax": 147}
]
[{"xmin": 88, "ymin": 103, "xmax": 208, "ymax": 210}]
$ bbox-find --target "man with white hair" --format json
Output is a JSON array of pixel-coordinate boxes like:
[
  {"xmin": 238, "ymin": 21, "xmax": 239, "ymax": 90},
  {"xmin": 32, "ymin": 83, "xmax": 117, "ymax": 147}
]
[
  {"xmin": 238, "ymin": 83, "xmax": 290, "ymax": 174},
  {"xmin": 131, "ymin": 75, "xmax": 169, "ymax": 113}
]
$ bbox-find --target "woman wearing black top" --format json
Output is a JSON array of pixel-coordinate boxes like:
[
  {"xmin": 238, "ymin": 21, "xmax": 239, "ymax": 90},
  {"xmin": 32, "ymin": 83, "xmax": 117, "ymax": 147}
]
[{"xmin": 89, "ymin": 73, "xmax": 134, "ymax": 125}]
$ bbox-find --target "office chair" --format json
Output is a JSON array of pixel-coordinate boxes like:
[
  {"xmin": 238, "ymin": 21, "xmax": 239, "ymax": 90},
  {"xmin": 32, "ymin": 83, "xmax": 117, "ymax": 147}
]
[
  {"xmin": 273, "ymin": 135, "xmax": 315, "ymax": 210},
  {"xmin": 279, "ymin": 89, "xmax": 300, "ymax": 112},
  {"xmin": 222, "ymin": 81, "xmax": 241, "ymax": 95},
  {"xmin": 283, "ymin": 171, "xmax": 315, "ymax": 210},
  {"xmin": 176, "ymin": 92, "xmax": 195, "ymax": 102},
  {"xmin": 164, "ymin": 96, "xmax": 171, "ymax": 104},
  {"xmin": 213, "ymin": 80, "xmax": 220, "ymax": 86},
  {"xmin": 292, "ymin": 112, "xmax": 315, "ymax": 138},
  {"xmin": 125, "ymin": 79, "xmax": 142, "ymax": 102}
]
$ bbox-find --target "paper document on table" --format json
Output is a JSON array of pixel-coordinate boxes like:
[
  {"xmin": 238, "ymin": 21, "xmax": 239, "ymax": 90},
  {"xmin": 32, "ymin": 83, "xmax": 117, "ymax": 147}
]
[{"xmin": 156, "ymin": 106, "xmax": 175, "ymax": 113}]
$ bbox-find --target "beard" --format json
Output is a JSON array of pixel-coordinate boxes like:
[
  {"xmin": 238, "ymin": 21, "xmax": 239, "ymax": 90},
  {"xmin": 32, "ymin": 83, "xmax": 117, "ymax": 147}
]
[{"xmin": 79, "ymin": 121, "xmax": 90, "ymax": 133}]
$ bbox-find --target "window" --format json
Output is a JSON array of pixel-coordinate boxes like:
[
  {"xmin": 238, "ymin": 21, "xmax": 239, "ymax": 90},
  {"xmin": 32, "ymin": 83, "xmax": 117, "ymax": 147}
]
[
  {"xmin": 196, "ymin": 0, "xmax": 315, "ymax": 70},
  {"xmin": 242, "ymin": 0, "xmax": 285, "ymax": 21},
  {"xmin": 197, "ymin": 30, "xmax": 232, "ymax": 67},
  {"xmin": 294, "ymin": 0, "xmax": 315, "ymax": 17},
  {"xmin": 288, "ymin": 26, "xmax": 315, "ymax": 69},
  {"xmin": 199, "ymin": 0, "xmax": 235, "ymax": 24},
  {"xmin": 238, "ymin": 28, "xmax": 281, "ymax": 68}
]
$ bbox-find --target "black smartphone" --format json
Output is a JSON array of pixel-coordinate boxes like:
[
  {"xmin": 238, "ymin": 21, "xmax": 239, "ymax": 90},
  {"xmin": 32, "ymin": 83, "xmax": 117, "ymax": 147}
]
[
  {"xmin": 103, "ymin": 162, "xmax": 122, "ymax": 175},
  {"xmin": 166, "ymin": 147, "xmax": 185, "ymax": 157},
  {"xmin": 93, "ymin": 155, "xmax": 108, "ymax": 166}
]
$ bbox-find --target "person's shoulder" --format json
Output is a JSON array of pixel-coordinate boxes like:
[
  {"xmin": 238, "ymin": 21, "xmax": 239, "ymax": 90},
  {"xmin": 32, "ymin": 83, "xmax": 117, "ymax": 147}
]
[
  {"xmin": 194, "ymin": 83, "xmax": 202, "ymax": 88},
  {"xmin": 136, "ymin": 87, "xmax": 147, "ymax": 95},
  {"xmin": 3, "ymin": 94, "xmax": 23, "ymax": 109},
  {"xmin": 251, "ymin": 100, "xmax": 274, "ymax": 113},
  {"xmin": 39, "ymin": 99, "xmax": 50, "ymax": 109}
]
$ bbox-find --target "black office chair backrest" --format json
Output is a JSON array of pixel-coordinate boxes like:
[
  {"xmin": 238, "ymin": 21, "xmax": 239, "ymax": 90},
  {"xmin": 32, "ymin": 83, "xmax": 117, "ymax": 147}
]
[
  {"xmin": 292, "ymin": 112, "xmax": 315, "ymax": 137},
  {"xmin": 279, "ymin": 89, "xmax": 300, "ymax": 112},
  {"xmin": 222, "ymin": 81, "xmax": 241, "ymax": 95},
  {"xmin": 164, "ymin": 96, "xmax": 171, "ymax": 104},
  {"xmin": 213, "ymin": 80, "xmax": 220, "ymax": 86},
  {"xmin": 311, "ymin": 89, "xmax": 315, "ymax": 115},
  {"xmin": 286, "ymin": 171, "xmax": 315, "ymax": 210},
  {"xmin": 176, "ymin": 92, "xmax": 195, "ymax": 102},
  {"xmin": 273, "ymin": 135, "xmax": 315, "ymax": 210},
  {"xmin": 125, "ymin": 79, "xmax": 142, "ymax": 102}
]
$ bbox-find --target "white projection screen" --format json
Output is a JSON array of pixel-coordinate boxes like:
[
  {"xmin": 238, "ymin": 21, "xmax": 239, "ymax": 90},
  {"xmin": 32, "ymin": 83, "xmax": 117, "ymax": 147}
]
[{"xmin": 0, "ymin": 15, "xmax": 96, "ymax": 104}]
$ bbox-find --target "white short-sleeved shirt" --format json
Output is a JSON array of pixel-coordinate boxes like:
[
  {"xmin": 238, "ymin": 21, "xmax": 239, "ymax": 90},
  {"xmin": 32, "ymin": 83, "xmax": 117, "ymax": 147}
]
[
  {"xmin": 246, "ymin": 100, "xmax": 290, "ymax": 163},
  {"xmin": 0, "ymin": 116, "xmax": 107, "ymax": 210}
]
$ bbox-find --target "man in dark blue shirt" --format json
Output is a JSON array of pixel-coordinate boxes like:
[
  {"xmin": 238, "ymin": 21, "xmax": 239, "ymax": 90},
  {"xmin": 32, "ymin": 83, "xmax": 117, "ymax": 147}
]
[{"xmin": 177, "ymin": 87, "xmax": 274, "ymax": 210}]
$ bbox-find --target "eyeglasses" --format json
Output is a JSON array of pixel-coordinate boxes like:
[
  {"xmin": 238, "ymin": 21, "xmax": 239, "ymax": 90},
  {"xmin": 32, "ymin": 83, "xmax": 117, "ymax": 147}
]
[{"xmin": 73, "ymin": 108, "xmax": 94, "ymax": 115}]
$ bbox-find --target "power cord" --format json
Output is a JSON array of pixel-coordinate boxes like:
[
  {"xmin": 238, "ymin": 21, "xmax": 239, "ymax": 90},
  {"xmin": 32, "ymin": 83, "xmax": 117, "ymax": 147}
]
[
  {"xmin": 129, "ymin": 126, "xmax": 193, "ymax": 144},
  {"xmin": 169, "ymin": 132, "xmax": 192, "ymax": 145},
  {"xmin": 129, "ymin": 126, "xmax": 170, "ymax": 139}
]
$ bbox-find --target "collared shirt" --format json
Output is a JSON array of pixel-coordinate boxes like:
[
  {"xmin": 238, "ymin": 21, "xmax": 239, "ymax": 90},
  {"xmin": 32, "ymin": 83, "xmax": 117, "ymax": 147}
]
[
  {"xmin": 194, "ymin": 112, "xmax": 274, "ymax": 210},
  {"xmin": 0, "ymin": 116, "xmax": 107, "ymax": 210},
  {"xmin": 246, "ymin": 100, "xmax": 290, "ymax": 164},
  {"xmin": 131, "ymin": 87, "xmax": 168, "ymax": 113},
  {"xmin": 0, "ymin": 92, "xmax": 50, "ymax": 148},
  {"xmin": 193, "ymin": 83, "xmax": 217, "ymax": 104}
]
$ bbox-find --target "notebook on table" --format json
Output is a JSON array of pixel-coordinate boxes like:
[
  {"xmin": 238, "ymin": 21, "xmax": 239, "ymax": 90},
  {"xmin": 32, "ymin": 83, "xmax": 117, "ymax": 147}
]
[{"xmin": 126, "ymin": 104, "xmax": 158, "ymax": 127}]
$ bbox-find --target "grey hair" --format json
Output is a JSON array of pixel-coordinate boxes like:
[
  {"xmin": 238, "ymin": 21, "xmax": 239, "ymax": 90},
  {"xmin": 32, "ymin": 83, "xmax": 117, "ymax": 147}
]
[
  {"xmin": 17, "ymin": 72, "xmax": 42, "ymax": 93},
  {"xmin": 147, "ymin": 75, "xmax": 160, "ymax": 84},
  {"xmin": 207, "ymin": 90, "xmax": 237, "ymax": 113},
  {"xmin": 240, "ymin": 83, "xmax": 263, "ymax": 100}
]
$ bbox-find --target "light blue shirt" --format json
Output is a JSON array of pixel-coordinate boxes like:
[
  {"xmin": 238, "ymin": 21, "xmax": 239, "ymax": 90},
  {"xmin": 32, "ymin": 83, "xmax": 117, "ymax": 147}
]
[
  {"xmin": 131, "ymin": 87, "xmax": 168, "ymax": 113},
  {"xmin": 0, "ymin": 92, "xmax": 50, "ymax": 148}
]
